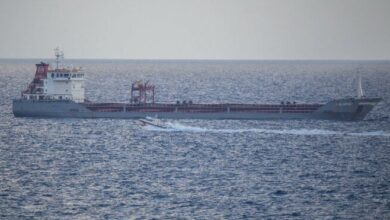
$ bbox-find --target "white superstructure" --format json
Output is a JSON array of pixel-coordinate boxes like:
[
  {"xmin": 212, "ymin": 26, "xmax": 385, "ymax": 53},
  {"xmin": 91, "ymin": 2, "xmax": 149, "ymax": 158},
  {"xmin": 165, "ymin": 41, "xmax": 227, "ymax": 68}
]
[
  {"xmin": 43, "ymin": 67, "xmax": 85, "ymax": 102},
  {"xmin": 21, "ymin": 49, "xmax": 85, "ymax": 103}
]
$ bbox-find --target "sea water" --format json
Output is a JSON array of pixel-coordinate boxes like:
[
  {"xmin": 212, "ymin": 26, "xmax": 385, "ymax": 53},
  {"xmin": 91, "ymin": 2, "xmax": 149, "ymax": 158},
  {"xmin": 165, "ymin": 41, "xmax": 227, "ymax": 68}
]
[{"xmin": 1, "ymin": 60, "xmax": 389, "ymax": 219}]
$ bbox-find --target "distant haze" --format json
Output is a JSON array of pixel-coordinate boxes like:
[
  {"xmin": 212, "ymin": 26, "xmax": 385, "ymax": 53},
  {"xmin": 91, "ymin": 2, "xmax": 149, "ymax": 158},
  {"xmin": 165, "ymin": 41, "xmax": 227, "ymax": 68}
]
[{"xmin": 0, "ymin": 0, "xmax": 389, "ymax": 60}]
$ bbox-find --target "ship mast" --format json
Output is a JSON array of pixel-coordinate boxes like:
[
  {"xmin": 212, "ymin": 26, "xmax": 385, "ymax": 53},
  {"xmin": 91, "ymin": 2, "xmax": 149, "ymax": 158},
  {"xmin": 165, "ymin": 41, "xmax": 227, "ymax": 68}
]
[
  {"xmin": 357, "ymin": 69, "xmax": 364, "ymax": 99},
  {"xmin": 54, "ymin": 47, "xmax": 64, "ymax": 69}
]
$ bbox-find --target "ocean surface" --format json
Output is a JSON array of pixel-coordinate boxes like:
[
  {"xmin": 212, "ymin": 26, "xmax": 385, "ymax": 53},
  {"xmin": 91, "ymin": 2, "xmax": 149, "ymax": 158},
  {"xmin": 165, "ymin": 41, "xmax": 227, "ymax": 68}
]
[{"xmin": 1, "ymin": 59, "xmax": 390, "ymax": 219}]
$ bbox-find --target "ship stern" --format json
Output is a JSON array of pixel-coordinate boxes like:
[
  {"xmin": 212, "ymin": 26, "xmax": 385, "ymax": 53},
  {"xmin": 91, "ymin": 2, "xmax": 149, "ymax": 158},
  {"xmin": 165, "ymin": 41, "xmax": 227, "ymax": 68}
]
[{"xmin": 12, "ymin": 99, "xmax": 25, "ymax": 117}]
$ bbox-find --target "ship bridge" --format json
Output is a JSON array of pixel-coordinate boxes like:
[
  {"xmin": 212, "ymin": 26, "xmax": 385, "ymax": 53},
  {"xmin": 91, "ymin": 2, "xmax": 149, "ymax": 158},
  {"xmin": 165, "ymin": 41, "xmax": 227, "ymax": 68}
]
[{"xmin": 21, "ymin": 48, "xmax": 85, "ymax": 103}]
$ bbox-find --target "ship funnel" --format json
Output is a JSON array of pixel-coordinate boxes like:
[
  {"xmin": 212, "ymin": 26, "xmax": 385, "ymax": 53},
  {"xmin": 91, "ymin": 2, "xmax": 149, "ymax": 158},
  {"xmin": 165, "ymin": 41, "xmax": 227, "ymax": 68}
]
[
  {"xmin": 34, "ymin": 62, "xmax": 49, "ymax": 81},
  {"xmin": 356, "ymin": 69, "xmax": 364, "ymax": 99}
]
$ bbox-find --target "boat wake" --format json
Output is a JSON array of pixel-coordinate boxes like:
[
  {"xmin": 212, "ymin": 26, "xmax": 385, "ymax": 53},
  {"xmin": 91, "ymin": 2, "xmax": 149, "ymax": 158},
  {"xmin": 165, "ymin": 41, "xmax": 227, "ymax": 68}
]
[{"xmin": 142, "ymin": 122, "xmax": 390, "ymax": 137}]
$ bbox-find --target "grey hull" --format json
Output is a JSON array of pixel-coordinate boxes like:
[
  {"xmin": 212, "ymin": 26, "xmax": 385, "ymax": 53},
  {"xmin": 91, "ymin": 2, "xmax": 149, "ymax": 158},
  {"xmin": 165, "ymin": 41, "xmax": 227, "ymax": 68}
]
[{"xmin": 12, "ymin": 98, "xmax": 381, "ymax": 121}]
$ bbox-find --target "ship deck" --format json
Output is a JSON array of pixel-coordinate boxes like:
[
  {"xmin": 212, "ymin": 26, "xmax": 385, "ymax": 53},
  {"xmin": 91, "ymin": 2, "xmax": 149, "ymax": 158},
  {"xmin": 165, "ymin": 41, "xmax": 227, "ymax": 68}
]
[{"xmin": 82, "ymin": 103, "xmax": 323, "ymax": 114}]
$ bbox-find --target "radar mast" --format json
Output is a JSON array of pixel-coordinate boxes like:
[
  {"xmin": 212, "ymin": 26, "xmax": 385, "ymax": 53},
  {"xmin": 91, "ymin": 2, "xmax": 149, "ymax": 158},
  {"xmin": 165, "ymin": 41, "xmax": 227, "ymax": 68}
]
[{"xmin": 54, "ymin": 47, "xmax": 64, "ymax": 69}]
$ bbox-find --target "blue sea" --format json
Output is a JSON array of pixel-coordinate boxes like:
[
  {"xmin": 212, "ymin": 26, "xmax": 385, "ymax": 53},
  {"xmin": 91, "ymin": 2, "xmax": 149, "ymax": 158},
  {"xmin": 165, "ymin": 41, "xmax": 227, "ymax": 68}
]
[{"xmin": 1, "ymin": 60, "xmax": 390, "ymax": 219}]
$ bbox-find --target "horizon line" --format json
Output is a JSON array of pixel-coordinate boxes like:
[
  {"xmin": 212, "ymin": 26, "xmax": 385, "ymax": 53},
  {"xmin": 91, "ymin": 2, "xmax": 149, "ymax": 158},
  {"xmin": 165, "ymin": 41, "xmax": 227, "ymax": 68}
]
[{"xmin": 0, "ymin": 57, "xmax": 389, "ymax": 62}]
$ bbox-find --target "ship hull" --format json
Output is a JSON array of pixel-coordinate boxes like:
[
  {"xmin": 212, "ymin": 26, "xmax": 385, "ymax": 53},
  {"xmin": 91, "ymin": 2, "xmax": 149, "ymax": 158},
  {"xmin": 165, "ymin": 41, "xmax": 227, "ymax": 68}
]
[{"xmin": 13, "ymin": 98, "xmax": 381, "ymax": 121}]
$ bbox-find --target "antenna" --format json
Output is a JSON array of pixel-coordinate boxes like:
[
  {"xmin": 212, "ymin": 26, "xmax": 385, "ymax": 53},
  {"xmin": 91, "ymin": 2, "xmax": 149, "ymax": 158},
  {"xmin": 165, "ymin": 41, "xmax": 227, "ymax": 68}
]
[
  {"xmin": 357, "ymin": 68, "xmax": 364, "ymax": 99},
  {"xmin": 54, "ymin": 47, "xmax": 64, "ymax": 69}
]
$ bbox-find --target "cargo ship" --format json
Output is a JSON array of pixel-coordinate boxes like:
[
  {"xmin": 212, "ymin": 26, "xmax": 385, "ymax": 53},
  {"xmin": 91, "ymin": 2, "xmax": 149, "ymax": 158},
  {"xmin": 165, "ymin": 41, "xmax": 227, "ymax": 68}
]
[{"xmin": 12, "ymin": 50, "xmax": 381, "ymax": 121}]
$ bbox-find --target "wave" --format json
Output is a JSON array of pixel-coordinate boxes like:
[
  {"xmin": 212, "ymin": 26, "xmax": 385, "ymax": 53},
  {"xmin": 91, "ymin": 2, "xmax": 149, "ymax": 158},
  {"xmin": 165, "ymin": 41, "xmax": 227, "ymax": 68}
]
[{"xmin": 142, "ymin": 122, "xmax": 390, "ymax": 137}]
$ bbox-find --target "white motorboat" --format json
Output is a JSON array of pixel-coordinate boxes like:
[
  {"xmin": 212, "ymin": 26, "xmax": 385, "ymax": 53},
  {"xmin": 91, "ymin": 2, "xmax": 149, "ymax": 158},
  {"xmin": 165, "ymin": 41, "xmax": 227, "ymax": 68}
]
[{"xmin": 138, "ymin": 116, "xmax": 169, "ymax": 129}]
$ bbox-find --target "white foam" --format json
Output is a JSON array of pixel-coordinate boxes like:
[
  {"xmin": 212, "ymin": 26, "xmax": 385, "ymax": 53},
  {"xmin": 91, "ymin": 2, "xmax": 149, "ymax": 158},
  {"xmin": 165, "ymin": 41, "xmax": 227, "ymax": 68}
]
[
  {"xmin": 349, "ymin": 131, "xmax": 390, "ymax": 137},
  {"xmin": 142, "ymin": 122, "xmax": 390, "ymax": 137}
]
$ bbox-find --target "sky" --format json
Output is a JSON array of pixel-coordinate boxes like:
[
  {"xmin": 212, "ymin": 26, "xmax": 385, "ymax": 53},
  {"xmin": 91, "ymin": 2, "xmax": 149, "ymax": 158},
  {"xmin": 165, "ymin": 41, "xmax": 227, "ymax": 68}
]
[{"xmin": 0, "ymin": 0, "xmax": 389, "ymax": 60}]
